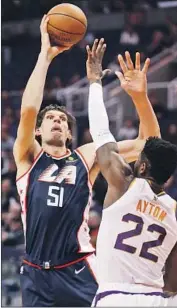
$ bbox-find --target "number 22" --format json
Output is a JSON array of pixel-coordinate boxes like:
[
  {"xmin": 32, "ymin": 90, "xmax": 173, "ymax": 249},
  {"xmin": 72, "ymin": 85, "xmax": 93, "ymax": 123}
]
[{"xmin": 114, "ymin": 213, "xmax": 166, "ymax": 263}]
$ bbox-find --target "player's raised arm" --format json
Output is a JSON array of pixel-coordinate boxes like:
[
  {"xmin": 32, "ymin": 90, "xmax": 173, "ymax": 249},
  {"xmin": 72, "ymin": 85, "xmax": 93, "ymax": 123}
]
[
  {"xmin": 87, "ymin": 39, "xmax": 133, "ymax": 200},
  {"xmin": 78, "ymin": 44, "xmax": 144, "ymax": 174},
  {"xmin": 116, "ymin": 52, "xmax": 161, "ymax": 139},
  {"xmin": 13, "ymin": 15, "xmax": 69, "ymax": 165}
]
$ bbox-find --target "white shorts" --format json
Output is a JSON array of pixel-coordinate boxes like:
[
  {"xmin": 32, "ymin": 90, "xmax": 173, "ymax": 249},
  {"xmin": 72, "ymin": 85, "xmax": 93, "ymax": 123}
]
[{"xmin": 93, "ymin": 292, "xmax": 168, "ymax": 307}]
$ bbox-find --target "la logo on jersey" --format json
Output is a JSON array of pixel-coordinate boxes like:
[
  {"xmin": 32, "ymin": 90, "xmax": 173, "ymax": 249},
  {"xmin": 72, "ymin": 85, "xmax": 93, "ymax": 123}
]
[{"xmin": 38, "ymin": 164, "xmax": 76, "ymax": 185}]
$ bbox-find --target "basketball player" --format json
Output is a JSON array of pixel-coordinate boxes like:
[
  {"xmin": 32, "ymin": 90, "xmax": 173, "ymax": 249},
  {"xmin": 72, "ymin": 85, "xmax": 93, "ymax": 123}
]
[
  {"xmin": 87, "ymin": 39, "xmax": 177, "ymax": 306},
  {"xmin": 13, "ymin": 16, "xmax": 160, "ymax": 307}
]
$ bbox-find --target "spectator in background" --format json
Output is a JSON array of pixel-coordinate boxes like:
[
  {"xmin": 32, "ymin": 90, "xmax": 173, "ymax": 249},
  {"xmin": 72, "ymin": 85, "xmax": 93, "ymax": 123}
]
[
  {"xmin": 1, "ymin": 91, "xmax": 11, "ymax": 107},
  {"xmin": 88, "ymin": 0, "xmax": 110, "ymax": 14},
  {"xmin": 50, "ymin": 76, "xmax": 63, "ymax": 90},
  {"xmin": 2, "ymin": 178, "xmax": 17, "ymax": 213},
  {"xmin": 148, "ymin": 91, "xmax": 167, "ymax": 121},
  {"xmin": 9, "ymin": 108, "xmax": 21, "ymax": 139},
  {"xmin": 2, "ymin": 106, "xmax": 14, "ymax": 125},
  {"xmin": 6, "ymin": 155, "xmax": 17, "ymax": 184},
  {"xmin": 164, "ymin": 124, "xmax": 177, "ymax": 145},
  {"xmin": 107, "ymin": 55, "xmax": 120, "ymax": 73},
  {"xmin": 2, "ymin": 151, "xmax": 10, "ymax": 177},
  {"xmin": 46, "ymin": 76, "xmax": 65, "ymax": 101},
  {"xmin": 127, "ymin": 10, "xmax": 146, "ymax": 27},
  {"xmin": 147, "ymin": 30, "xmax": 165, "ymax": 57},
  {"xmin": 2, "ymin": 180, "xmax": 23, "ymax": 247},
  {"xmin": 133, "ymin": 0, "xmax": 152, "ymax": 11},
  {"xmin": 2, "ymin": 46, "xmax": 12, "ymax": 65},
  {"xmin": 9, "ymin": 201, "xmax": 21, "ymax": 219},
  {"xmin": 2, "ymin": 216, "xmax": 24, "ymax": 247},
  {"xmin": 147, "ymin": 0, "xmax": 158, "ymax": 9},
  {"xmin": 2, "ymin": 122, "xmax": 15, "ymax": 151},
  {"xmin": 68, "ymin": 73, "xmax": 81, "ymax": 86},
  {"xmin": 165, "ymin": 18, "xmax": 177, "ymax": 46},
  {"xmin": 118, "ymin": 118, "xmax": 138, "ymax": 140},
  {"xmin": 79, "ymin": 32, "xmax": 95, "ymax": 51},
  {"xmin": 120, "ymin": 24, "xmax": 140, "ymax": 50},
  {"xmin": 110, "ymin": 0, "xmax": 125, "ymax": 12}
]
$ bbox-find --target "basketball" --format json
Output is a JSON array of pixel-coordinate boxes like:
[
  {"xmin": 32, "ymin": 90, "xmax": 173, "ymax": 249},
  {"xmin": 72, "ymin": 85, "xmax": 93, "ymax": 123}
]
[{"xmin": 47, "ymin": 3, "xmax": 87, "ymax": 48}]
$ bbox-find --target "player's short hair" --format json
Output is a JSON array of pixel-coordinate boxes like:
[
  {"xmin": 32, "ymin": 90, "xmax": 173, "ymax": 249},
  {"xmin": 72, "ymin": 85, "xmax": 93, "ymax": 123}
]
[
  {"xmin": 36, "ymin": 104, "xmax": 76, "ymax": 146},
  {"xmin": 141, "ymin": 137, "xmax": 177, "ymax": 185}
]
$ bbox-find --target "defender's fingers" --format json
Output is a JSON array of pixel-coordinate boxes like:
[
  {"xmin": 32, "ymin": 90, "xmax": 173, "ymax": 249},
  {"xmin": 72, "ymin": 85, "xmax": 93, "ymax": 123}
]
[
  {"xmin": 96, "ymin": 38, "xmax": 104, "ymax": 56},
  {"xmin": 99, "ymin": 44, "xmax": 107, "ymax": 61},
  {"xmin": 86, "ymin": 45, "xmax": 91, "ymax": 55},
  {"xmin": 86, "ymin": 45, "xmax": 92, "ymax": 62},
  {"xmin": 102, "ymin": 68, "xmax": 111, "ymax": 78},
  {"xmin": 92, "ymin": 39, "xmax": 99, "ymax": 57},
  {"xmin": 142, "ymin": 58, "xmax": 150, "ymax": 74},
  {"xmin": 135, "ymin": 52, "xmax": 141, "ymax": 70},
  {"xmin": 125, "ymin": 51, "xmax": 134, "ymax": 70},
  {"xmin": 118, "ymin": 54, "xmax": 128, "ymax": 74}
]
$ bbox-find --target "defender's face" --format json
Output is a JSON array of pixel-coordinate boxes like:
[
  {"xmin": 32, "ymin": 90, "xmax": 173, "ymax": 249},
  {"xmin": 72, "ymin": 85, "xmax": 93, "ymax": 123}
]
[{"xmin": 36, "ymin": 110, "xmax": 71, "ymax": 147}]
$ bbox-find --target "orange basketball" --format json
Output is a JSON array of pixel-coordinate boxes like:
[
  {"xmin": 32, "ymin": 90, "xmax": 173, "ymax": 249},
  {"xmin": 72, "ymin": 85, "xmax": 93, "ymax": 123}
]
[{"xmin": 47, "ymin": 3, "xmax": 87, "ymax": 48}]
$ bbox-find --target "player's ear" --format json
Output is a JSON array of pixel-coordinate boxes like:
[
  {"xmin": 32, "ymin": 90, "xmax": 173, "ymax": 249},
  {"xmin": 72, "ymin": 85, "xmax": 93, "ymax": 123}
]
[
  {"xmin": 35, "ymin": 128, "xmax": 41, "ymax": 137},
  {"xmin": 139, "ymin": 162, "xmax": 146, "ymax": 175}
]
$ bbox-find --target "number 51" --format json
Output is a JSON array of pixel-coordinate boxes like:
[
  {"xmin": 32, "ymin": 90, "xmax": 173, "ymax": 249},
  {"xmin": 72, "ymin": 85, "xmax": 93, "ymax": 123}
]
[{"xmin": 47, "ymin": 186, "xmax": 64, "ymax": 207}]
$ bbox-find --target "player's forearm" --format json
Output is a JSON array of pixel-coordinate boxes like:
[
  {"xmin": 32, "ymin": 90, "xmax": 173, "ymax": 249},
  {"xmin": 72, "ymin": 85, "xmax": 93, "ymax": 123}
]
[
  {"xmin": 132, "ymin": 94, "xmax": 161, "ymax": 138},
  {"xmin": 88, "ymin": 81, "xmax": 116, "ymax": 151},
  {"xmin": 117, "ymin": 139, "xmax": 145, "ymax": 163},
  {"xmin": 88, "ymin": 82, "xmax": 141, "ymax": 165},
  {"xmin": 21, "ymin": 53, "xmax": 50, "ymax": 114}
]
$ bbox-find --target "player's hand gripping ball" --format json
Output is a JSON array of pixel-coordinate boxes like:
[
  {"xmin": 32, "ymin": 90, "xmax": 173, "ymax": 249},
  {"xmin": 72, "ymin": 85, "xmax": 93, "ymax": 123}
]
[{"xmin": 47, "ymin": 3, "xmax": 87, "ymax": 49}]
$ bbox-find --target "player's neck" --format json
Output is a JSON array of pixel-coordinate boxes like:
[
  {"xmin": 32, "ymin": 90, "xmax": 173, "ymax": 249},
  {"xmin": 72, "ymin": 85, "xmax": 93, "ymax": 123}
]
[
  {"xmin": 144, "ymin": 177, "xmax": 164, "ymax": 194},
  {"xmin": 42, "ymin": 144, "xmax": 68, "ymax": 157}
]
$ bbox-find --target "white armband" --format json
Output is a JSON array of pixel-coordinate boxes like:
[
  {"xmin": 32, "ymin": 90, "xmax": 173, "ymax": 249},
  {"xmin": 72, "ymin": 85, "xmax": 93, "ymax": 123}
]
[{"xmin": 88, "ymin": 82, "xmax": 116, "ymax": 150}]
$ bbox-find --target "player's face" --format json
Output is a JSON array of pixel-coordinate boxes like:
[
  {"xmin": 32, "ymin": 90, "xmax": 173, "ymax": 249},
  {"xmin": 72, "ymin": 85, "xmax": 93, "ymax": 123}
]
[{"xmin": 37, "ymin": 110, "xmax": 72, "ymax": 147}]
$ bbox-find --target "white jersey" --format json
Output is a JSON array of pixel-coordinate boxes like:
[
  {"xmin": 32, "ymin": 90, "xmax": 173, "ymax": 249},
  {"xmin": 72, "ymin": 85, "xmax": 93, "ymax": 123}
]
[{"xmin": 96, "ymin": 178, "xmax": 177, "ymax": 291}]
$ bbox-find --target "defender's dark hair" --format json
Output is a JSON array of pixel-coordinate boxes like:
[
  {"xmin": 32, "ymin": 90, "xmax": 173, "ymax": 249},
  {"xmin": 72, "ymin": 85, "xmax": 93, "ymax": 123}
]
[
  {"xmin": 142, "ymin": 137, "xmax": 177, "ymax": 185},
  {"xmin": 36, "ymin": 104, "xmax": 76, "ymax": 146}
]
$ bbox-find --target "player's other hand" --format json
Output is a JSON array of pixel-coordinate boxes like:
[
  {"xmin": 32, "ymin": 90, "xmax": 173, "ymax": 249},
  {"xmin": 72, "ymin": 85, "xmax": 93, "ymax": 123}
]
[
  {"xmin": 40, "ymin": 15, "xmax": 70, "ymax": 63},
  {"xmin": 115, "ymin": 52, "xmax": 150, "ymax": 99},
  {"xmin": 86, "ymin": 38, "xmax": 110, "ymax": 83}
]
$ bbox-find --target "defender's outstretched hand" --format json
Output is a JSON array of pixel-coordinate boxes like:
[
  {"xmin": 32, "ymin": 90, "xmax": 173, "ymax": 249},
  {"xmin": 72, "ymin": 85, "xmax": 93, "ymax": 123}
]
[
  {"xmin": 86, "ymin": 38, "xmax": 110, "ymax": 83},
  {"xmin": 40, "ymin": 15, "xmax": 70, "ymax": 63},
  {"xmin": 115, "ymin": 52, "xmax": 150, "ymax": 99}
]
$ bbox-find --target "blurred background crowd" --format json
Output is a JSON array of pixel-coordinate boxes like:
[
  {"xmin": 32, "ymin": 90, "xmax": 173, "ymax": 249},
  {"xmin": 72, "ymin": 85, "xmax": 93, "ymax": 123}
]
[{"xmin": 1, "ymin": 0, "xmax": 177, "ymax": 306}]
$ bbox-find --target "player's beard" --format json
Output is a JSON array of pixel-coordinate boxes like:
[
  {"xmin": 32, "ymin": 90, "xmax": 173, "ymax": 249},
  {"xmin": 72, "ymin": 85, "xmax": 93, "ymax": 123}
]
[
  {"xmin": 46, "ymin": 135, "xmax": 65, "ymax": 147},
  {"xmin": 133, "ymin": 163, "xmax": 139, "ymax": 178},
  {"xmin": 133, "ymin": 168, "xmax": 138, "ymax": 178}
]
